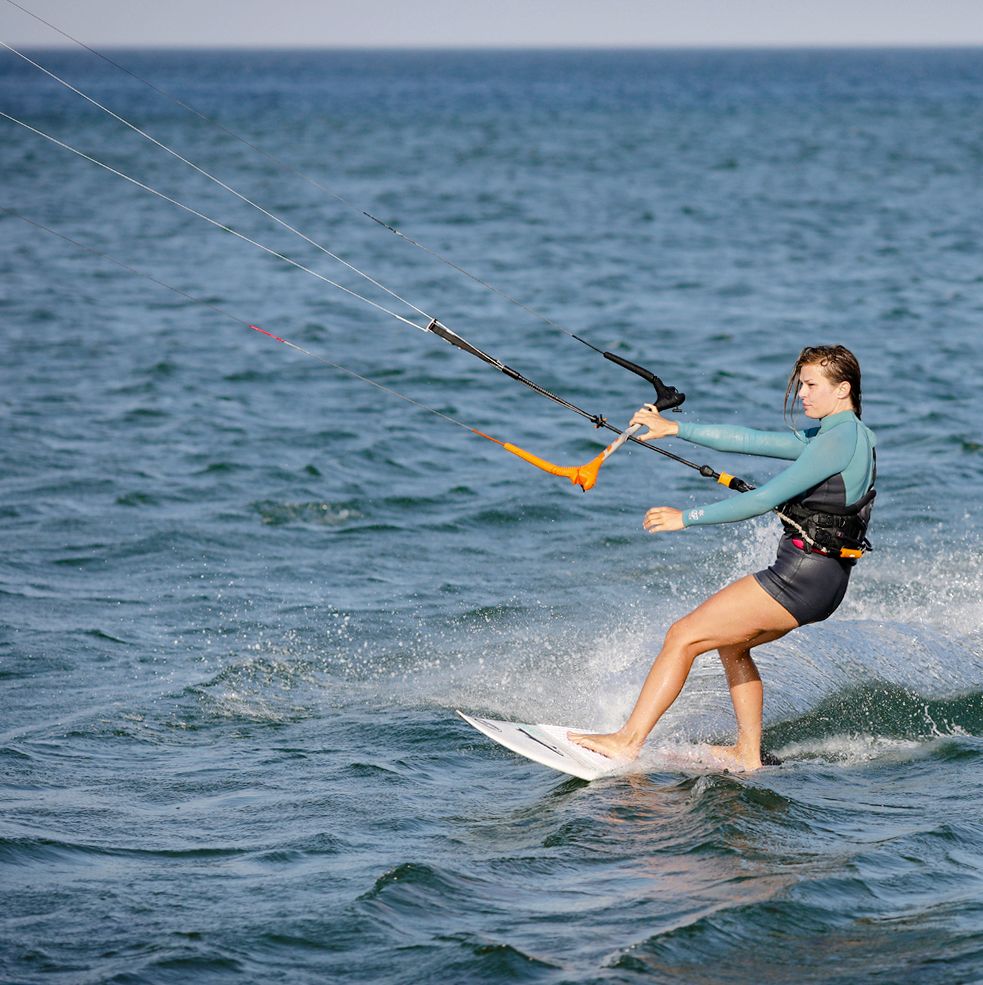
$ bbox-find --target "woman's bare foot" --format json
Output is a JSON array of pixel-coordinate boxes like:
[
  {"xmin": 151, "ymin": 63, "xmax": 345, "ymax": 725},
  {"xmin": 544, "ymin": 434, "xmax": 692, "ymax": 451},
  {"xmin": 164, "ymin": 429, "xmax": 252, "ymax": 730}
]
[
  {"xmin": 567, "ymin": 730, "xmax": 642, "ymax": 760},
  {"xmin": 708, "ymin": 743, "xmax": 762, "ymax": 772}
]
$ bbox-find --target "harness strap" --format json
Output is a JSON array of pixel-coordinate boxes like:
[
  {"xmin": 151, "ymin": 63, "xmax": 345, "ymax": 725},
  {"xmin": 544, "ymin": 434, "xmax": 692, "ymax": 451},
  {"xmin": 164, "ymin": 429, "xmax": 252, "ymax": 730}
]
[{"xmin": 774, "ymin": 509, "xmax": 867, "ymax": 559}]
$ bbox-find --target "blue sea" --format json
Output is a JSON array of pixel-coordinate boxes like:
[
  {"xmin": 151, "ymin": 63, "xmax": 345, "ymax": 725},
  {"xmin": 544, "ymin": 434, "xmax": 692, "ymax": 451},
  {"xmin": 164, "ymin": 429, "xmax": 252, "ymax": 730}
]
[{"xmin": 2, "ymin": 44, "xmax": 983, "ymax": 984}]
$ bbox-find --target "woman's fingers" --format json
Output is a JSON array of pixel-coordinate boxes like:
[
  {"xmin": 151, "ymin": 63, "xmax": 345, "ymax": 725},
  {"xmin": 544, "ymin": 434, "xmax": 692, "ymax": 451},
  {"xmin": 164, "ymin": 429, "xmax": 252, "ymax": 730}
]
[
  {"xmin": 630, "ymin": 404, "xmax": 676, "ymax": 441},
  {"xmin": 643, "ymin": 507, "xmax": 684, "ymax": 533}
]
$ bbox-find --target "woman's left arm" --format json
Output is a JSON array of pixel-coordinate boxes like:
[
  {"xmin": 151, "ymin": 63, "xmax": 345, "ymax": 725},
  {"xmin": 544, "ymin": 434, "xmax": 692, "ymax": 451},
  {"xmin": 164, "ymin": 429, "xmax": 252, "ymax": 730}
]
[{"xmin": 680, "ymin": 427, "xmax": 855, "ymax": 528}]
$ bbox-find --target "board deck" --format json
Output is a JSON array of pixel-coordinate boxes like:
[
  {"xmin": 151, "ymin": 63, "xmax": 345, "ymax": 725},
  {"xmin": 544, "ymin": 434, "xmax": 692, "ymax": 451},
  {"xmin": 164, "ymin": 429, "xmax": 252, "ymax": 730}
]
[{"xmin": 457, "ymin": 710, "xmax": 620, "ymax": 781}]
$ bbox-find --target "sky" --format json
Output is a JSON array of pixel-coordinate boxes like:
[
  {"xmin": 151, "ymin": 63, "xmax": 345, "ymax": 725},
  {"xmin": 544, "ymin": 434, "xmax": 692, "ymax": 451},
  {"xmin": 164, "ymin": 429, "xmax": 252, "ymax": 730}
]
[{"xmin": 4, "ymin": 0, "xmax": 983, "ymax": 48}]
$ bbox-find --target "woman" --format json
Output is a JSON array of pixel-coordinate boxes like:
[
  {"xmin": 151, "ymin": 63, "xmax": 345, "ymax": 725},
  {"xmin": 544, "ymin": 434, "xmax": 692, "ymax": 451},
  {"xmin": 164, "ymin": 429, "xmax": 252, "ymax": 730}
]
[{"xmin": 570, "ymin": 345, "xmax": 876, "ymax": 771}]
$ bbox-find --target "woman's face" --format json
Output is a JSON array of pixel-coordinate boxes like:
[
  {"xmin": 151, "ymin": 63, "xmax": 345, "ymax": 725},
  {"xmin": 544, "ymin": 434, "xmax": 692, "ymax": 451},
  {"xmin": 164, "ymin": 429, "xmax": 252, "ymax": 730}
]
[{"xmin": 797, "ymin": 362, "xmax": 851, "ymax": 419}]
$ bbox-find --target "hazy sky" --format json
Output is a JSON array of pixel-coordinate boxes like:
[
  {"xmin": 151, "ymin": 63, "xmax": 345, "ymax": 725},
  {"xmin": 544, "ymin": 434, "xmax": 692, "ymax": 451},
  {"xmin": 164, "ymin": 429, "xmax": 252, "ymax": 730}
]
[{"xmin": 5, "ymin": 0, "xmax": 983, "ymax": 48}]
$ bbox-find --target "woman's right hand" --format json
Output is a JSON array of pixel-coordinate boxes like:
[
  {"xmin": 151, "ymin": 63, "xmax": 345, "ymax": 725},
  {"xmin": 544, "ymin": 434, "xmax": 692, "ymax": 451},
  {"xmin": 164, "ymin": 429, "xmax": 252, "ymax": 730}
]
[{"xmin": 630, "ymin": 403, "xmax": 680, "ymax": 441}]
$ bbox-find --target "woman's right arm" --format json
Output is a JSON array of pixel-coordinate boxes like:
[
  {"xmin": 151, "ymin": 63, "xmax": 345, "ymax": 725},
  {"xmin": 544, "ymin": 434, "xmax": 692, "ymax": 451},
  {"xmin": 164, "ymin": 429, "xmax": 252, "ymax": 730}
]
[
  {"xmin": 630, "ymin": 404, "xmax": 808, "ymax": 461},
  {"xmin": 677, "ymin": 422, "xmax": 808, "ymax": 460}
]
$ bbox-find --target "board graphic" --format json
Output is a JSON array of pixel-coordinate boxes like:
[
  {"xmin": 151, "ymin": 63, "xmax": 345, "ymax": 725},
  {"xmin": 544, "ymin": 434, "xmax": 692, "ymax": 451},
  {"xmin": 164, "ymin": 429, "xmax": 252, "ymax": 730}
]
[{"xmin": 457, "ymin": 710, "xmax": 620, "ymax": 781}]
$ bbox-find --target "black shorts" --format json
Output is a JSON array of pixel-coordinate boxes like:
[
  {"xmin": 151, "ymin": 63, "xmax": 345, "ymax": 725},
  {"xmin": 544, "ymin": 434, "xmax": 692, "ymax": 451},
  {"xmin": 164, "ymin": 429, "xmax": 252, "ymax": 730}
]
[{"xmin": 753, "ymin": 535, "xmax": 853, "ymax": 626}]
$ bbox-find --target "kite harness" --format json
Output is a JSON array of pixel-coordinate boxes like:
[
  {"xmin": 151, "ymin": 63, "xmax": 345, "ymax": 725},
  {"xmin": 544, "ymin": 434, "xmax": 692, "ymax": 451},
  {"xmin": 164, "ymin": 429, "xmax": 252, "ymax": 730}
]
[{"xmin": 775, "ymin": 463, "xmax": 876, "ymax": 560}]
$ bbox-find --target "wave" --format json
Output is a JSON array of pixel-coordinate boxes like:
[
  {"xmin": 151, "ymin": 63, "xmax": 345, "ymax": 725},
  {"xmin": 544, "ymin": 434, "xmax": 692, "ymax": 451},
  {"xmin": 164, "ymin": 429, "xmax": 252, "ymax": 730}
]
[
  {"xmin": 610, "ymin": 894, "xmax": 971, "ymax": 984},
  {"xmin": 767, "ymin": 681, "xmax": 983, "ymax": 747}
]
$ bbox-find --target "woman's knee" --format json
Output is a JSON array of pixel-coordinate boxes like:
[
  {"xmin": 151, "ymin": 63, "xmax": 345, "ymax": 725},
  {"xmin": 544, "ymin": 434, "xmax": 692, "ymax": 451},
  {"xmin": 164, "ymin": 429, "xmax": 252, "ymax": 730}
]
[{"xmin": 663, "ymin": 617, "xmax": 712, "ymax": 661}]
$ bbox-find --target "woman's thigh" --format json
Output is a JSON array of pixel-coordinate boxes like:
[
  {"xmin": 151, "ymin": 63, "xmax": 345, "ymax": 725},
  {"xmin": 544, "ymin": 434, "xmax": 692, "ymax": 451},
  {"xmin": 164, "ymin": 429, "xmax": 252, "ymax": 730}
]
[{"xmin": 672, "ymin": 575, "xmax": 799, "ymax": 655}]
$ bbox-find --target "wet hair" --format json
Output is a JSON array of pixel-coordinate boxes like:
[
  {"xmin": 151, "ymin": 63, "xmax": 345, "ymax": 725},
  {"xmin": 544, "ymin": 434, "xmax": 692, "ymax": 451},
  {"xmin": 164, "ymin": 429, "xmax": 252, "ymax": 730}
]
[{"xmin": 784, "ymin": 345, "xmax": 863, "ymax": 421}]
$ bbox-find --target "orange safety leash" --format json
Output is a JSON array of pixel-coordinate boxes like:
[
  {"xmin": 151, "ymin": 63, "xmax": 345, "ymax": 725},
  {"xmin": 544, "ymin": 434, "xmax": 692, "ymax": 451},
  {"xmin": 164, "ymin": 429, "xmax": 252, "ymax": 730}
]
[{"xmin": 472, "ymin": 424, "xmax": 641, "ymax": 492}]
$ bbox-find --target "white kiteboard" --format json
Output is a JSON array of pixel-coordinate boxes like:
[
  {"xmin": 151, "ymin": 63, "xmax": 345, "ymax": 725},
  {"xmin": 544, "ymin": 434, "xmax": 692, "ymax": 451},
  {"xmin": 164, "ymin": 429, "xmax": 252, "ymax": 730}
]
[
  {"xmin": 457, "ymin": 710, "xmax": 620, "ymax": 781},
  {"xmin": 458, "ymin": 710, "xmax": 776, "ymax": 779}
]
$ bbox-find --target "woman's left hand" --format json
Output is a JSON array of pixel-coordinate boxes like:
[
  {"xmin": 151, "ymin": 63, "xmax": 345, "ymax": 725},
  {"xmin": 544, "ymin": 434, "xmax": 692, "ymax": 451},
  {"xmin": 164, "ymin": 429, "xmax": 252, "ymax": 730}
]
[{"xmin": 643, "ymin": 507, "xmax": 684, "ymax": 534}]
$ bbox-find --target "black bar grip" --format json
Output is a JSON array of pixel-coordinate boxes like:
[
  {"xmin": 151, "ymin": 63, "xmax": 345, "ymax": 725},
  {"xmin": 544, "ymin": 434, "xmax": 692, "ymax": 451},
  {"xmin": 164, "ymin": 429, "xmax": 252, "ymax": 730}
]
[{"xmin": 602, "ymin": 351, "xmax": 686, "ymax": 411}]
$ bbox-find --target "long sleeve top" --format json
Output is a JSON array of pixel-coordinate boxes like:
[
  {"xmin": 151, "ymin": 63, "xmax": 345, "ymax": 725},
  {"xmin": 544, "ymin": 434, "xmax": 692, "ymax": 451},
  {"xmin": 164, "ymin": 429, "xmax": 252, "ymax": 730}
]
[{"xmin": 677, "ymin": 410, "xmax": 876, "ymax": 528}]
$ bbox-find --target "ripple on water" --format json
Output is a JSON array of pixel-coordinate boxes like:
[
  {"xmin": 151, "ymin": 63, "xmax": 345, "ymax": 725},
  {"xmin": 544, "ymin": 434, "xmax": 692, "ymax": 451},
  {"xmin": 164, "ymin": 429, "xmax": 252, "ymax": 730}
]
[{"xmin": 252, "ymin": 499, "xmax": 364, "ymax": 526}]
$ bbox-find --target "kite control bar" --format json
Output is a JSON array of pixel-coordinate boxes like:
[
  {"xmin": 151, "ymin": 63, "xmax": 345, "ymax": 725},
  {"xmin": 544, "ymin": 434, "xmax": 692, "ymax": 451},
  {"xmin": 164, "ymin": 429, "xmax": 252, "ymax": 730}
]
[
  {"xmin": 603, "ymin": 351, "xmax": 686, "ymax": 412},
  {"xmin": 604, "ymin": 352, "xmax": 753, "ymax": 493}
]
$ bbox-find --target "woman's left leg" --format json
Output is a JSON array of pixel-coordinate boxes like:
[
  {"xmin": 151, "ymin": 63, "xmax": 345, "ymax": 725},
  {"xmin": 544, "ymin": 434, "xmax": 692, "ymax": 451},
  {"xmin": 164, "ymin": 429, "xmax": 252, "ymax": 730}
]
[
  {"xmin": 709, "ymin": 635, "xmax": 788, "ymax": 771},
  {"xmin": 569, "ymin": 574, "xmax": 797, "ymax": 762}
]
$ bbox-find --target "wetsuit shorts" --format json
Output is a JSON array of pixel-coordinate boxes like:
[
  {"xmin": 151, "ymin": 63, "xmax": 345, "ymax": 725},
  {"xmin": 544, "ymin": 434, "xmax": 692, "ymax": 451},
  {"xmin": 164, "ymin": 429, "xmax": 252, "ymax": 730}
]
[{"xmin": 753, "ymin": 535, "xmax": 853, "ymax": 626}]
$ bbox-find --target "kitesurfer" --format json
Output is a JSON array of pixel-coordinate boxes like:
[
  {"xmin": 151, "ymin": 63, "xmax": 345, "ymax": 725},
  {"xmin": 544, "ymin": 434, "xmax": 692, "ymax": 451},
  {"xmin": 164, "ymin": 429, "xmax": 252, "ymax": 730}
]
[{"xmin": 570, "ymin": 345, "xmax": 876, "ymax": 771}]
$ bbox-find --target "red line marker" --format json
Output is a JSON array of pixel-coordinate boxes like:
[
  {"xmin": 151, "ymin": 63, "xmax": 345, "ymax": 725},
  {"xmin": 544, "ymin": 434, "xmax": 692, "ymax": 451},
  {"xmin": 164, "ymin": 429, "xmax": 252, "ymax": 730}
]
[{"xmin": 250, "ymin": 324, "xmax": 285, "ymax": 343}]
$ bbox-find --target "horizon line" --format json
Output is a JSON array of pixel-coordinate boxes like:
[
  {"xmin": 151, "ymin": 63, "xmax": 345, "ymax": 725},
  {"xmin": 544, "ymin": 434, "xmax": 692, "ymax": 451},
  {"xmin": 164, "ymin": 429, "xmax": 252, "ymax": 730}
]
[{"xmin": 11, "ymin": 41, "xmax": 983, "ymax": 52}]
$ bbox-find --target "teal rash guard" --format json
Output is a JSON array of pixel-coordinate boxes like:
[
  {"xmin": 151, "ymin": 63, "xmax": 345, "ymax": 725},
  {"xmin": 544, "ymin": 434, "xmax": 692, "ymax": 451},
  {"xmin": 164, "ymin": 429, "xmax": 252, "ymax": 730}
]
[{"xmin": 676, "ymin": 410, "xmax": 877, "ymax": 528}]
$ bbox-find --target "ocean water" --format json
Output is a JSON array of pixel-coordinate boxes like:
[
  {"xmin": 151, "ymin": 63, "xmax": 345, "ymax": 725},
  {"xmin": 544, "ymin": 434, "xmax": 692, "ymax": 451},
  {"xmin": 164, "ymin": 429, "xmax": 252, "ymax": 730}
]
[{"xmin": 1, "ymin": 43, "xmax": 982, "ymax": 984}]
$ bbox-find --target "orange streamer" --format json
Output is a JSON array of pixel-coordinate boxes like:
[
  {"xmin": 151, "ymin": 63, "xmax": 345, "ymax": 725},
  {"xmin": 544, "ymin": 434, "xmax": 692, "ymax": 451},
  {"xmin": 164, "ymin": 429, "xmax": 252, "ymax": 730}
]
[{"xmin": 473, "ymin": 430, "xmax": 607, "ymax": 491}]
